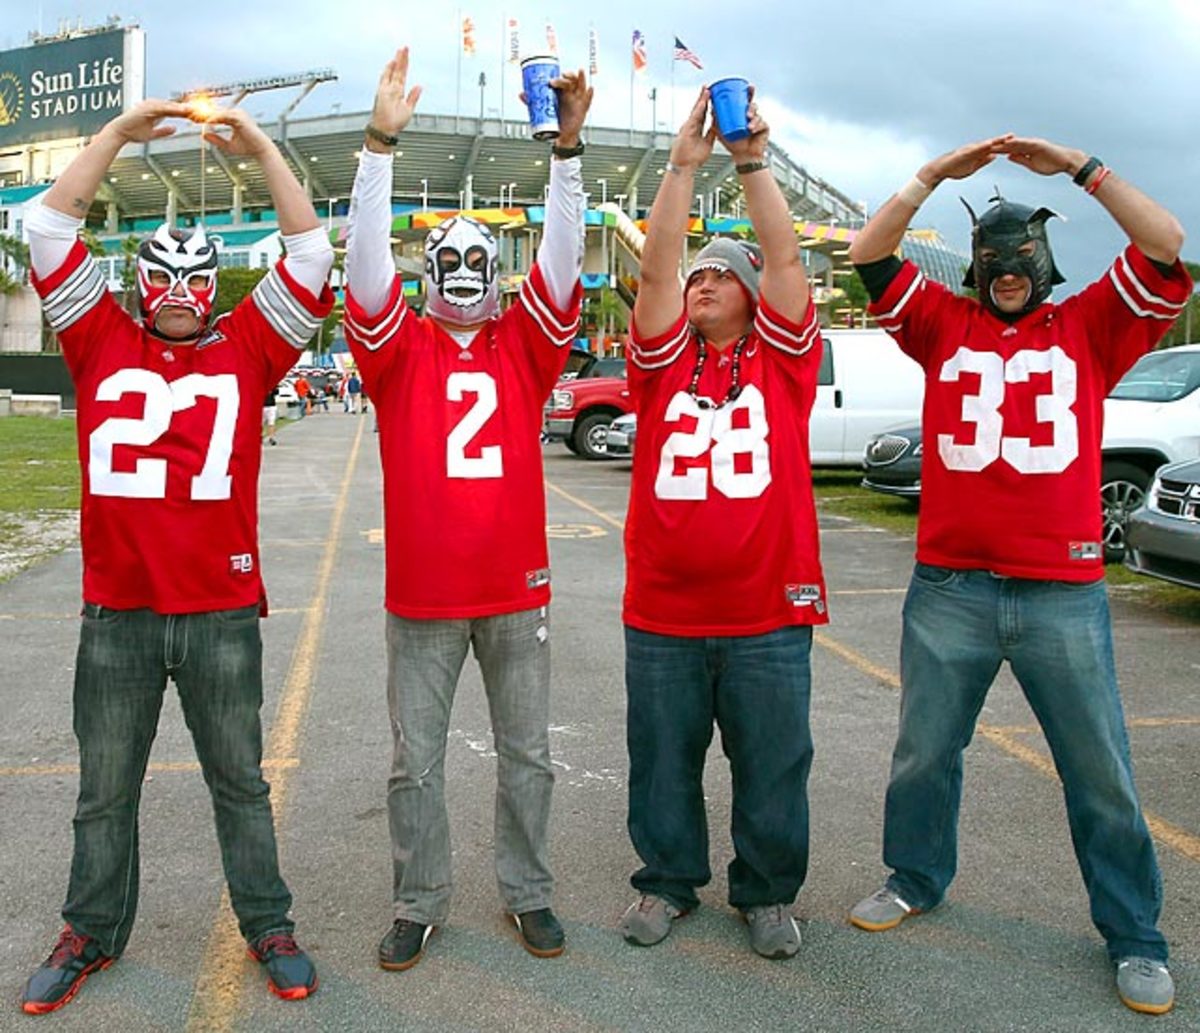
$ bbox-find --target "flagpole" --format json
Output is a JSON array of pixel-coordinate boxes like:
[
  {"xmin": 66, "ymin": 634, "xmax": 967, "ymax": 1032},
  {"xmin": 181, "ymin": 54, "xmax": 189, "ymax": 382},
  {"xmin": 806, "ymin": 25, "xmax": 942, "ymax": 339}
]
[
  {"xmin": 455, "ymin": 8, "xmax": 463, "ymax": 124},
  {"xmin": 499, "ymin": 11, "xmax": 505, "ymax": 123},
  {"xmin": 670, "ymin": 48, "xmax": 675, "ymax": 131}
]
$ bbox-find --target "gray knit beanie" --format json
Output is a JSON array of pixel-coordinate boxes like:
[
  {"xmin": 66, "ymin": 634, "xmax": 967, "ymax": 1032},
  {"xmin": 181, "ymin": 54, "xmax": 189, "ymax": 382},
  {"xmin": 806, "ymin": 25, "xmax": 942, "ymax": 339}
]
[{"xmin": 685, "ymin": 238, "xmax": 763, "ymax": 302}]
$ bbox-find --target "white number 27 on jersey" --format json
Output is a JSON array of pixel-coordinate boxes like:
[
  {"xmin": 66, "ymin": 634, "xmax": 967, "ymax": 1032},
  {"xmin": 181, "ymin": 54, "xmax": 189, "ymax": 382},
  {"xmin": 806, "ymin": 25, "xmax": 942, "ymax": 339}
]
[{"xmin": 89, "ymin": 369, "xmax": 239, "ymax": 500}]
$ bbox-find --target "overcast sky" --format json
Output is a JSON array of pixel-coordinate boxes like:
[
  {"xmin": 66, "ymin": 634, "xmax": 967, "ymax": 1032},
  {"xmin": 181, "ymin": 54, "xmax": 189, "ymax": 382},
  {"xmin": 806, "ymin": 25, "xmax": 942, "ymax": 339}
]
[{"xmin": 10, "ymin": 0, "xmax": 1198, "ymax": 290}]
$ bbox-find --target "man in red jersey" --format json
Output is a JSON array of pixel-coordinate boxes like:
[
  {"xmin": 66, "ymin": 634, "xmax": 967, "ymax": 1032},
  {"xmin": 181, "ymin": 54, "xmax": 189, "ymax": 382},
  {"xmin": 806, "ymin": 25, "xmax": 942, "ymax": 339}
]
[
  {"xmin": 19, "ymin": 99, "xmax": 333, "ymax": 1015},
  {"xmin": 342, "ymin": 47, "xmax": 590, "ymax": 969},
  {"xmin": 618, "ymin": 86, "xmax": 826, "ymax": 961},
  {"xmin": 845, "ymin": 135, "xmax": 1189, "ymax": 1017}
]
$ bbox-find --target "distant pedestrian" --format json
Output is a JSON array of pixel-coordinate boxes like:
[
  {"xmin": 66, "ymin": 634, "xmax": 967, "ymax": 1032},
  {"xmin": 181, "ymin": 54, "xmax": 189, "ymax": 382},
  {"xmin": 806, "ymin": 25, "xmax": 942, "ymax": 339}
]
[
  {"xmin": 346, "ymin": 371, "xmax": 363, "ymax": 414},
  {"xmin": 263, "ymin": 387, "xmax": 279, "ymax": 444},
  {"xmin": 294, "ymin": 373, "xmax": 311, "ymax": 416}
]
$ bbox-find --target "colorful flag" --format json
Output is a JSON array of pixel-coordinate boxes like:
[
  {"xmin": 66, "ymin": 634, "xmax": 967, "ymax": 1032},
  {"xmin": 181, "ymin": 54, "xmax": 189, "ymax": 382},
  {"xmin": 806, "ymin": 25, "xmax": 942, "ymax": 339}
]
[
  {"xmin": 507, "ymin": 17, "xmax": 519, "ymax": 63},
  {"xmin": 673, "ymin": 36, "xmax": 703, "ymax": 70},
  {"xmin": 588, "ymin": 27, "xmax": 599, "ymax": 76},
  {"xmin": 545, "ymin": 21, "xmax": 559, "ymax": 55},
  {"xmin": 462, "ymin": 16, "xmax": 476, "ymax": 56},
  {"xmin": 631, "ymin": 29, "xmax": 647, "ymax": 73}
]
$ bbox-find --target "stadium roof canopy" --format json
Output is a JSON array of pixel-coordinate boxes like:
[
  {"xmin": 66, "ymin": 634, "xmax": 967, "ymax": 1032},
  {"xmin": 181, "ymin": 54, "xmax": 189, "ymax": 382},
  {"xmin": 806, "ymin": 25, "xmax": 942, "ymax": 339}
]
[{"xmin": 99, "ymin": 108, "xmax": 866, "ymax": 229}]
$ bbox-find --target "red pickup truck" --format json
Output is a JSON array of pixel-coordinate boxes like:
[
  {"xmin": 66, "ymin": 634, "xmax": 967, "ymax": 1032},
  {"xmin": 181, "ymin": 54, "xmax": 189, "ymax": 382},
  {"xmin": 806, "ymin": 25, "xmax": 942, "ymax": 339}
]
[{"xmin": 543, "ymin": 359, "xmax": 630, "ymax": 459}]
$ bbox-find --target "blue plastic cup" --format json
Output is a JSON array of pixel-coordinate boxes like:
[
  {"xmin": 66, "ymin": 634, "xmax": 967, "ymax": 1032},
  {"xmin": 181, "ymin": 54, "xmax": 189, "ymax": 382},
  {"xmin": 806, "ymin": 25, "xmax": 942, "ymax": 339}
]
[
  {"xmin": 520, "ymin": 55, "xmax": 561, "ymax": 140},
  {"xmin": 709, "ymin": 77, "xmax": 751, "ymax": 142}
]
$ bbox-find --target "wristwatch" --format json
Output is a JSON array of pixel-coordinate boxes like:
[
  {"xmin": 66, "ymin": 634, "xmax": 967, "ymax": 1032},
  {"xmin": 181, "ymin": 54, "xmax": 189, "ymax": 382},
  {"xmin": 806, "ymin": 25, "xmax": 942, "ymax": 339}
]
[
  {"xmin": 551, "ymin": 141, "xmax": 585, "ymax": 159},
  {"xmin": 364, "ymin": 123, "xmax": 401, "ymax": 148}
]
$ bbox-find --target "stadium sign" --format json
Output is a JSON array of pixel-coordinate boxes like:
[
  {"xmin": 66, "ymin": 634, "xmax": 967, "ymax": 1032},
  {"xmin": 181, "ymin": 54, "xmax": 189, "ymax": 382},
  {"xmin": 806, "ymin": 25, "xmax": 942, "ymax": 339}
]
[{"xmin": 0, "ymin": 27, "xmax": 144, "ymax": 147}]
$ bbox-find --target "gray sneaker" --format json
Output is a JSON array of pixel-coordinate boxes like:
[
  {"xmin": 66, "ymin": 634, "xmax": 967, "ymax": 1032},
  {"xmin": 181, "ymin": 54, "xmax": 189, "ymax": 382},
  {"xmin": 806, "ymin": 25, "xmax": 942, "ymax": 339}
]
[
  {"xmin": 742, "ymin": 904, "xmax": 801, "ymax": 960},
  {"xmin": 1116, "ymin": 957, "xmax": 1174, "ymax": 1015},
  {"xmin": 619, "ymin": 894, "xmax": 687, "ymax": 946},
  {"xmin": 849, "ymin": 886, "xmax": 921, "ymax": 932}
]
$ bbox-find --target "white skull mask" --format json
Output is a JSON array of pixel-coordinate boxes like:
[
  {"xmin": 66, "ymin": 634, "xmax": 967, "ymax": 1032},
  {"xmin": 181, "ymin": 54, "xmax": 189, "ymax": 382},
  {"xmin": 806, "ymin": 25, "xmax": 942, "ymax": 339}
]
[{"xmin": 423, "ymin": 216, "xmax": 500, "ymax": 325}]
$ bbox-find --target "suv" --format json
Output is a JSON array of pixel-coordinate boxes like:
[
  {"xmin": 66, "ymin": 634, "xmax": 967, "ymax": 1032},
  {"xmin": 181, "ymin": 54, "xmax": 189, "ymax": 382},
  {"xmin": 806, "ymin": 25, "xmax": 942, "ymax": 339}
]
[{"xmin": 544, "ymin": 366, "xmax": 630, "ymax": 460}]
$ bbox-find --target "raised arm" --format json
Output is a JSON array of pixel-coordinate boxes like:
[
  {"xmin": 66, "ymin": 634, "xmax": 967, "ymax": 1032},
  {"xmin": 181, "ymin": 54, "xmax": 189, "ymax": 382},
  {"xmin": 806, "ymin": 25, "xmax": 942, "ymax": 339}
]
[
  {"xmin": 535, "ymin": 69, "xmax": 592, "ymax": 310},
  {"xmin": 718, "ymin": 90, "xmax": 806, "ymax": 322},
  {"xmin": 633, "ymin": 89, "xmax": 715, "ymax": 339},
  {"xmin": 848, "ymin": 135, "xmax": 1012, "ymax": 265},
  {"xmin": 345, "ymin": 46, "xmax": 423, "ymax": 318},
  {"xmin": 998, "ymin": 136, "xmax": 1185, "ymax": 264}
]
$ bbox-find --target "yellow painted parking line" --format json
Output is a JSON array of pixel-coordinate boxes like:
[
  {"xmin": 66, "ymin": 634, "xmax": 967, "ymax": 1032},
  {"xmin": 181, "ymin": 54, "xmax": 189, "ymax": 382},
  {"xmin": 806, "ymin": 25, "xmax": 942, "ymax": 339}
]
[
  {"xmin": 185, "ymin": 417, "xmax": 365, "ymax": 1033},
  {"xmin": 0, "ymin": 758, "xmax": 298, "ymax": 778},
  {"xmin": 545, "ymin": 479, "xmax": 626, "ymax": 531},
  {"xmin": 814, "ymin": 631, "xmax": 1200, "ymax": 866}
]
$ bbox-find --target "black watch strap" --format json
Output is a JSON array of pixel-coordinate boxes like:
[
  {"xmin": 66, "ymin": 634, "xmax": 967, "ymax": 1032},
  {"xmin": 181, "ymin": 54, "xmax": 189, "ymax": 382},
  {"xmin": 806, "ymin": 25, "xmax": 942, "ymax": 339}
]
[
  {"xmin": 364, "ymin": 123, "xmax": 401, "ymax": 148},
  {"xmin": 551, "ymin": 141, "xmax": 585, "ymax": 159}
]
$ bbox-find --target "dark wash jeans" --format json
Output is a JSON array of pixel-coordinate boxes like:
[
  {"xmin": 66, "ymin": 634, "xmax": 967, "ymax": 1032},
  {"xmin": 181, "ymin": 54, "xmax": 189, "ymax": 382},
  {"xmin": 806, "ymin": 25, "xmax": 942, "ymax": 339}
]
[
  {"xmin": 883, "ymin": 564, "xmax": 1166, "ymax": 962},
  {"xmin": 625, "ymin": 625, "xmax": 814, "ymax": 912},
  {"xmin": 63, "ymin": 604, "xmax": 293, "ymax": 957}
]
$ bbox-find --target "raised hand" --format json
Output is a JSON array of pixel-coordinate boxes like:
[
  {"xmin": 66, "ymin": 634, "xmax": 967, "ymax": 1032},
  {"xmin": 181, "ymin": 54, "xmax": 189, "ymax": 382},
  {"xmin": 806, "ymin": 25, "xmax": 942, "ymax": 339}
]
[
  {"xmin": 549, "ymin": 69, "xmax": 592, "ymax": 147},
  {"xmin": 106, "ymin": 98, "xmax": 193, "ymax": 144},
  {"xmin": 997, "ymin": 136, "xmax": 1087, "ymax": 178},
  {"xmin": 197, "ymin": 107, "xmax": 274, "ymax": 159},
  {"xmin": 921, "ymin": 135, "xmax": 1013, "ymax": 186},
  {"xmin": 670, "ymin": 88, "xmax": 717, "ymax": 171},
  {"xmin": 371, "ymin": 46, "xmax": 423, "ymax": 138}
]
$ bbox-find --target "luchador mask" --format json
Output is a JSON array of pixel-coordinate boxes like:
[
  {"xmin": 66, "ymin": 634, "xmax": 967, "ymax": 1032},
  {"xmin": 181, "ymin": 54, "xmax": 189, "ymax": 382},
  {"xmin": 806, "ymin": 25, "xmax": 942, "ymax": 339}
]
[
  {"xmin": 423, "ymin": 216, "xmax": 500, "ymax": 325},
  {"xmin": 961, "ymin": 194, "xmax": 1065, "ymax": 321},
  {"xmin": 136, "ymin": 223, "xmax": 219, "ymax": 338}
]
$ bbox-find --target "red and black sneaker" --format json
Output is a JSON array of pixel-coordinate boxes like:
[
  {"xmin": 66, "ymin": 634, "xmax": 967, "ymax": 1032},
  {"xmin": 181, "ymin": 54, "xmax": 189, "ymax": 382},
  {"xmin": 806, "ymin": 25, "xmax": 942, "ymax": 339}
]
[
  {"xmin": 20, "ymin": 924, "xmax": 115, "ymax": 1015},
  {"xmin": 247, "ymin": 931, "xmax": 318, "ymax": 1000}
]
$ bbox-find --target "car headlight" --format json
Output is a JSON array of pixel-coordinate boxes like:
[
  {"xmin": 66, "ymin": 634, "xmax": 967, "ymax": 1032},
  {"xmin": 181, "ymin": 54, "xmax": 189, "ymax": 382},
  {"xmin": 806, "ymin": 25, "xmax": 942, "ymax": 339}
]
[
  {"xmin": 551, "ymin": 390, "xmax": 574, "ymax": 411},
  {"xmin": 1146, "ymin": 474, "xmax": 1163, "ymax": 512}
]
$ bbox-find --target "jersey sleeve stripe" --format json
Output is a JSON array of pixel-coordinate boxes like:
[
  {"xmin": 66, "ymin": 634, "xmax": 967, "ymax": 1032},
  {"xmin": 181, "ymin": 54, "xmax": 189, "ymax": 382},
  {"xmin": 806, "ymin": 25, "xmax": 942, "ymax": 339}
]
[
  {"xmin": 252, "ymin": 268, "xmax": 325, "ymax": 348},
  {"xmin": 345, "ymin": 291, "xmax": 407, "ymax": 352},
  {"xmin": 630, "ymin": 322, "xmax": 691, "ymax": 369},
  {"xmin": 519, "ymin": 277, "xmax": 579, "ymax": 345},
  {"xmin": 41, "ymin": 254, "xmax": 107, "ymax": 331},
  {"xmin": 756, "ymin": 305, "xmax": 820, "ymax": 357},
  {"xmin": 1108, "ymin": 252, "xmax": 1189, "ymax": 320},
  {"xmin": 872, "ymin": 265, "xmax": 925, "ymax": 326}
]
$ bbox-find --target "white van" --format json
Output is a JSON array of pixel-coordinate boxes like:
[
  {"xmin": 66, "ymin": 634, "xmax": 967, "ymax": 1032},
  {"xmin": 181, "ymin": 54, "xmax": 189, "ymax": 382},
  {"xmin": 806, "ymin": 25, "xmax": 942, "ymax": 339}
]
[{"xmin": 809, "ymin": 329, "xmax": 925, "ymax": 466}]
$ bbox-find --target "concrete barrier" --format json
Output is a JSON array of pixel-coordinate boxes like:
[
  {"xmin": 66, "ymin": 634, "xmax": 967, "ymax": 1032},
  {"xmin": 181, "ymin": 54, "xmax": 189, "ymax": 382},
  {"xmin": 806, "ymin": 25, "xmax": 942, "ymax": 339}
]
[
  {"xmin": 11, "ymin": 393, "xmax": 62, "ymax": 417},
  {"xmin": 0, "ymin": 388, "xmax": 10, "ymax": 416}
]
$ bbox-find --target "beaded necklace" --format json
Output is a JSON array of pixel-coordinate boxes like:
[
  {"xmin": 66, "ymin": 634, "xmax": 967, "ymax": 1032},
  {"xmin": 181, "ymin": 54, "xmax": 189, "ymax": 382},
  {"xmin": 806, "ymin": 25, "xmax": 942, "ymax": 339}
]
[{"xmin": 686, "ymin": 333, "xmax": 748, "ymax": 410}]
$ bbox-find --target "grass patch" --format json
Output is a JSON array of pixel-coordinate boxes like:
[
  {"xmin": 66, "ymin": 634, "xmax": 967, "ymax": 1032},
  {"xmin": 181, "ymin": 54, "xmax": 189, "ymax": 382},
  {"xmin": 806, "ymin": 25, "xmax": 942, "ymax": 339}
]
[{"xmin": 0, "ymin": 415, "xmax": 80, "ymax": 513}]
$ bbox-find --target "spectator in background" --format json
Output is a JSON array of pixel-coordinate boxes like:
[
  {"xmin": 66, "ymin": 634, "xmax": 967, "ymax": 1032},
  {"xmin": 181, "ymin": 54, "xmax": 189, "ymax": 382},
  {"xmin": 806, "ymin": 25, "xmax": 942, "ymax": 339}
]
[{"xmin": 263, "ymin": 386, "xmax": 279, "ymax": 445}]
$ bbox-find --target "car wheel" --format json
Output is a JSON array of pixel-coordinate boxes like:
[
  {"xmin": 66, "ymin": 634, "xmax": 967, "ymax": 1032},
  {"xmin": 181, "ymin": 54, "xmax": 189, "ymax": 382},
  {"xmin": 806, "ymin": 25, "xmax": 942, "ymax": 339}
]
[
  {"xmin": 1100, "ymin": 460, "xmax": 1150, "ymax": 563},
  {"xmin": 574, "ymin": 413, "xmax": 612, "ymax": 460}
]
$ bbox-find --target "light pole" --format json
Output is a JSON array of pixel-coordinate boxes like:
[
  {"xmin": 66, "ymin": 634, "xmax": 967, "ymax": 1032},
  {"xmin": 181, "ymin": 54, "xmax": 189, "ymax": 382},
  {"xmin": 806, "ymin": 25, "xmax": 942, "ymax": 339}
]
[
  {"xmin": 420, "ymin": 178, "xmax": 428, "ymax": 211},
  {"xmin": 508, "ymin": 181, "xmax": 517, "ymax": 207},
  {"xmin": 695, "ymin": 194, "xmax": 704, "ymax": 219},
  {"xmin": 597, "ymin": 177, "xmax": 607, "ymax": 206},
  {"xmin": 327, "ymin": 197, "xmax": 337, "ymax": 231},
  {"xmin": 614, "ymin": 193, "xmax": 627, "ymax": 214}
]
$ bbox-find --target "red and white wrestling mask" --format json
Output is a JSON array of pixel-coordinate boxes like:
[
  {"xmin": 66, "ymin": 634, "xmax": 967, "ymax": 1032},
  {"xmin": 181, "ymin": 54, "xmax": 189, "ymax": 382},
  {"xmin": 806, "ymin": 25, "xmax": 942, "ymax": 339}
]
[
  {"xmin": 136, "ymin": 223, "xmax": 219, "ymax": 339},
  {"xmin": 423, "ymin": 215, "xmax": 500, "ymax": 326}
]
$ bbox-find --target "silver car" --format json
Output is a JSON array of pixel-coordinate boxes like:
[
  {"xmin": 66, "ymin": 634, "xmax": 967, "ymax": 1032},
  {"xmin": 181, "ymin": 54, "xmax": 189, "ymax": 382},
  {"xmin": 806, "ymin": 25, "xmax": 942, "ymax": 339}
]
[
  {"xmin": 606, "ymin": 412, "xmax": 637, "ymax": 458},
  {"xmin": 1124, "ymin": 458, "xmax": 1200, "ymax": 589}
]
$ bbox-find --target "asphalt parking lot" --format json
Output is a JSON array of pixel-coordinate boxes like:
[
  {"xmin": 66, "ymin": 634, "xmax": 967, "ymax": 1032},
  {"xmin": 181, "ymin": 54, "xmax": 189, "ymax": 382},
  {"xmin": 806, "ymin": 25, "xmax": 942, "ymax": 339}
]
[{"xmin": 1, "ymin": 412, "xmax": 1197, "ymax": 1032}]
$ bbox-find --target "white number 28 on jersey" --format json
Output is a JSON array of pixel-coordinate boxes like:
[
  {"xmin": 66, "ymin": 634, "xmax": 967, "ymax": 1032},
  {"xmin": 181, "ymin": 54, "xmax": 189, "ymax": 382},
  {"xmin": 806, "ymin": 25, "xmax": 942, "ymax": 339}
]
[
  {"xmin": 89, "ymin": 369, "xmax": 239, "ymax": 500},
  {"xmin": 938, "ymin": 346, "xmax": 1078, "ymax": 474},
  {"xmin": 654, "ymin": 385, "xmax": 771, "ymax": 501}
]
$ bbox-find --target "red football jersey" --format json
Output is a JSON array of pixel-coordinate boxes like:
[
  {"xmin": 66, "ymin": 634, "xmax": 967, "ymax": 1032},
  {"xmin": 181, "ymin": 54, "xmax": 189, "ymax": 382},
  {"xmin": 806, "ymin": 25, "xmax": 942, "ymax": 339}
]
[
  {"xmin": 870, "ymin": 246, "xmax": 1191, "ymax": 581},
  {"xmin": 624, "ymin": 299, "xmax": 829, "ymax": 636},
  {"xmin": 344, "ymin": 266, "xmax": 581, "ymax": 618},
  {"xmin": 33, "ymin": 241, "xmax": 333, "ymax": 613}
]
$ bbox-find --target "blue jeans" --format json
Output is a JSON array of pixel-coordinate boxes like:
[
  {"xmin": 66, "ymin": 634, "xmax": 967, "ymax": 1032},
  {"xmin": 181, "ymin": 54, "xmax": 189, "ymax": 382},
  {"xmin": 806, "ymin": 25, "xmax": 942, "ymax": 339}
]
[
  {"xmin": 63, "ymin": 604, "xmax": 294, "ymax": 957},
  {"xmin": 385, "ymin": 609, "xmax": 554, "ymax": 923},
  {"xmin": 883, "ymin": 564, "xmax": 1166, "ymax": 962},
  {"xmin": 625, "ymin": 625, "xmax": 814, "ymax": 912}
]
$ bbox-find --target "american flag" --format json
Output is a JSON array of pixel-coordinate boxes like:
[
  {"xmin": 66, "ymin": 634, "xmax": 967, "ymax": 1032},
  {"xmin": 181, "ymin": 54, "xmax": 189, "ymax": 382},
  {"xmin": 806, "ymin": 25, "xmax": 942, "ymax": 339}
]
[
  {"xmin": 631, "ymin": 29, "xmax": 647, "ymax": 73},
  {"xmin": 461, "ymin": 16, "xmax": 476, "ymax": 56},
  {"xmin": 673, "ymin": 36, "xmax": 703, "ymax": 70}
]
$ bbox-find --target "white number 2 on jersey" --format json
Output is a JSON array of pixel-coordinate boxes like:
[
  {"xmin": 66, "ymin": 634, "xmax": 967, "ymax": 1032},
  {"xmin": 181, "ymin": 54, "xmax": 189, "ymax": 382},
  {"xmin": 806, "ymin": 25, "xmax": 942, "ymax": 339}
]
[
  {"xmin": 938, "ymin": 346, "xmax": 1078, "ymax": 474},
  {"xmin": 446, "ymin": 371, "xmax": 503, "ymax": 479},
  {"xmin": 654, "ymin": 385, "xmax": 771, "ymax": 501},
  {"xmin": 89, "ymin": 369, "xmax": 239, "ymax": 500}
]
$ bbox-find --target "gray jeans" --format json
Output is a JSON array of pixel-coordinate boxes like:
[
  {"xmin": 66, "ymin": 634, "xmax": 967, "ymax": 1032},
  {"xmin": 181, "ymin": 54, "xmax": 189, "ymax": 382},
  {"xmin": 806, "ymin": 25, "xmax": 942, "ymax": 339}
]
[{"xmin": 385, "ymin": 607, "xmax": 554, "ymax": 923}]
